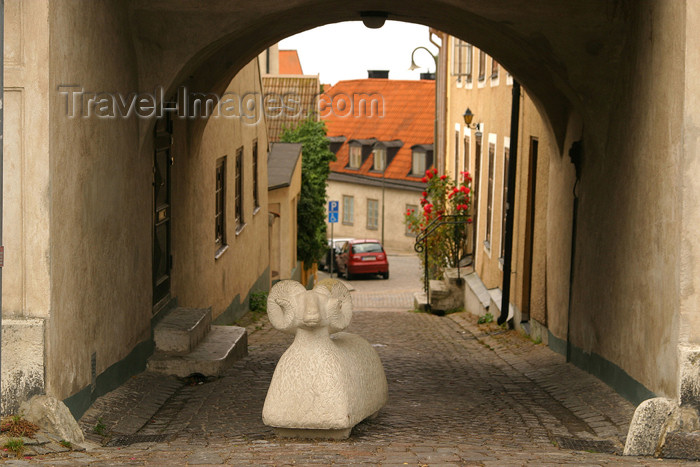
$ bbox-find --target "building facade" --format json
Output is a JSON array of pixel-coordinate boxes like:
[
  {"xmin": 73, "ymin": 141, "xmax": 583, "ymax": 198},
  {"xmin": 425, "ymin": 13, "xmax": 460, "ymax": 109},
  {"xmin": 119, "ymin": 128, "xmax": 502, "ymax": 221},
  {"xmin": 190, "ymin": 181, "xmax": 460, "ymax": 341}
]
[{"xmin": 323, "ymin": 78, "xmax": 434, "ymax": 253}]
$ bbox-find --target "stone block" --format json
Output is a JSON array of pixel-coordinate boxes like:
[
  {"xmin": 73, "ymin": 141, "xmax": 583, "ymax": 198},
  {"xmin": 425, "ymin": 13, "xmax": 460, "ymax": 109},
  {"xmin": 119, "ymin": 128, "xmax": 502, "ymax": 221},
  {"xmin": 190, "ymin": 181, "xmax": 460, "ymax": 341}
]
[
  {"xmin": 1, "ymin": 318, "xmax": 45, "ymax": 415},
  {"xmin": 624, "ymin": 397, "xmax": 676, "ymax": 456},
  {"xmin": 20, "ymin": 395, "xmax": 84, "ymax": 445}
]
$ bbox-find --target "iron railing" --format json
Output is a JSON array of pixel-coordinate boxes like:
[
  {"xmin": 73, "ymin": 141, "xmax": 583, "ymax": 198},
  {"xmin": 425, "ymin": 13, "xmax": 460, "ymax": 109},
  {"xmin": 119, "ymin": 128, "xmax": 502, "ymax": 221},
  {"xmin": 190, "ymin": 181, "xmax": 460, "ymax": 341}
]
[{"xmin": 414, "ymin": 214, "xmax": 469, "ymax": 310}]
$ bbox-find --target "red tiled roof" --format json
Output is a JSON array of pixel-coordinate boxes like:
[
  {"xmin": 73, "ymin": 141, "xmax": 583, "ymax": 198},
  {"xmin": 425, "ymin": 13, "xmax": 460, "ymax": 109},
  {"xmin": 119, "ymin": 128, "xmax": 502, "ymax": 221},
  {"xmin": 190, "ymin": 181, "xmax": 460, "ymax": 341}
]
[
  {"xmin": 262, "ymin": 76, "xmax": 320, "ymax": 142},
  {"xmin": 322, "ymin": 79, "xmax": 434, "ymax": 182},
  {"xmin": 279, "ymin": 50, "xmax": 303, "ymax": 75}
]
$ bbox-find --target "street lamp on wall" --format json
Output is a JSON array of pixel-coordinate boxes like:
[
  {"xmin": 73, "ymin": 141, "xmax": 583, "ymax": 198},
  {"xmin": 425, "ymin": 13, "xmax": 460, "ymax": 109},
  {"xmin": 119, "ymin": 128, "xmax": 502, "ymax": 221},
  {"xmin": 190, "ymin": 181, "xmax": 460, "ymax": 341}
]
[{"xmin": 462, "ymin": 107, "xmax": 482, "ymax": 131}]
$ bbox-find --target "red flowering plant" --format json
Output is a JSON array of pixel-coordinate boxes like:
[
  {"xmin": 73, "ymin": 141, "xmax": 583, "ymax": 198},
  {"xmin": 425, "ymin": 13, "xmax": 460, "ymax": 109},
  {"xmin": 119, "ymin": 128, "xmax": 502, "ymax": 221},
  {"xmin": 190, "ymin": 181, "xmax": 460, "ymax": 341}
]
[{"xmin": 405, "ymin": 168, "xmax": 473, "ymax": 280}]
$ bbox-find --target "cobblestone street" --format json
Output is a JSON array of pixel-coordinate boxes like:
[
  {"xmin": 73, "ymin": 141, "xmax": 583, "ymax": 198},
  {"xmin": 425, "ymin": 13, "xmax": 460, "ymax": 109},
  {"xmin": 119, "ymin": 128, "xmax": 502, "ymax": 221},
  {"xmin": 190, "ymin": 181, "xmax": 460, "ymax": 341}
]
[{"xmin": 8, "ymin": 257, "xmax": 696, "ymax": 465}]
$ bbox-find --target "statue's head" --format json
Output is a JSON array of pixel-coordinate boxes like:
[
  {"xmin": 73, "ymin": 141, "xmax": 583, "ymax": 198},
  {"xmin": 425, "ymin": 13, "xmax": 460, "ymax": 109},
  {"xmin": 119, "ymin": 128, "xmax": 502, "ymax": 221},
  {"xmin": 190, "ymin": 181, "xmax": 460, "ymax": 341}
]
[{"xmin": 267, "ymin": 279, "xmax": 352, "ymax": 334}]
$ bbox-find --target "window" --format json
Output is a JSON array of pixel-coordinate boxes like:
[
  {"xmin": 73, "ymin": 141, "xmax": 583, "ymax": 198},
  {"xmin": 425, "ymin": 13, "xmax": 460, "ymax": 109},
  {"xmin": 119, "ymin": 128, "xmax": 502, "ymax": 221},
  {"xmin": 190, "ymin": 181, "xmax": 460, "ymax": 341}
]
[
  {"xmin": 491, "ymin": 58, "xmax": 499, "ymax": 79},
  {"xmin": 252, "ymin": 141, "xmax": 259, "ymax": 212},
  {"xmin": 465, "ymin": 44, "xmax": 473, "ymax": 83},
  {"xmin": 367, "ymin": 199, "xmax": 379, "ymax": 230},
  {"xmin": 478, "ymin": 50, "xmax": 486, "ymax": 81},
  {"xmin": 235, "ymin": 147, "xmax": 244, "ymax": 232},
  {"xmin": 463, "ymin": 135, "xmax": 470, "ymax": 177},
  {"xmin": 406, "ymin": 204, "xmax": 418, "ymax": 236},
  {"xmin": 343, "ymin": 195, "xmax": 354, "ymax": 225},
  {"xmin": 454, "ymin": 130, "xmax": 460, "ymax": 183},
  {"xmin": 215, "ymin": 156, "xmax": 226, "ymax": 247},
  {"xmin": 452, "ymin": 39, "xmax": 472, "ymax": 84},
  {"xmin": 412, "ymin": 149, "xmax": 427, "ymax": 176},
  {"xmin": 501, "ymin": 147, "xmax": 510, "ymax": 259},
  {"xmin": 349, "ymin": 144, "xmax": 361, "ymax": 168},
  {"xmin": 373, "ymin": 147, "xmax": 387, "ymax": 171},
  {"xmin": 485, "ymin": 142, "xmax": 495, "ymax": 248}
]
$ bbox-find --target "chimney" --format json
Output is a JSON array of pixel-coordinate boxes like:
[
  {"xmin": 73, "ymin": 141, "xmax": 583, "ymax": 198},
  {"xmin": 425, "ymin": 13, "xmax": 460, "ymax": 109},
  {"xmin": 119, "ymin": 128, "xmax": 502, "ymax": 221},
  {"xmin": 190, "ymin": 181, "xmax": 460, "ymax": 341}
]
[
  {"xmin": 367, "ymin": 70, "xmax": 389, "ymax": 79},
  {"xmin": 420, "ymin": 72, "xmax": 436, "ymax": 80}
]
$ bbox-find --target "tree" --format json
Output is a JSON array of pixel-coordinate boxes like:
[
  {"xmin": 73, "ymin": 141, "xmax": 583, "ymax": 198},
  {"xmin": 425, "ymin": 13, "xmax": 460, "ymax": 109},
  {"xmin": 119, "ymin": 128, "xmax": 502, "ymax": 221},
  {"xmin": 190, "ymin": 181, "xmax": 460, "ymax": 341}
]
[{"xmin": 280, "ymin": 118, "xmax": 336, "ymax": 269}]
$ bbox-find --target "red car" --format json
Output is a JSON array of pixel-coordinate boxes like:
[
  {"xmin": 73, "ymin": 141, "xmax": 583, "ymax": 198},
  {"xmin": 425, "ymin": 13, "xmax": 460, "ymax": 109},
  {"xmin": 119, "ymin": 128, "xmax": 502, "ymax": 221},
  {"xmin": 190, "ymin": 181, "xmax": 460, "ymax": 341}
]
[{"xmin": 336, "ymin": 239, "xmax": 389, "ymax": 280}]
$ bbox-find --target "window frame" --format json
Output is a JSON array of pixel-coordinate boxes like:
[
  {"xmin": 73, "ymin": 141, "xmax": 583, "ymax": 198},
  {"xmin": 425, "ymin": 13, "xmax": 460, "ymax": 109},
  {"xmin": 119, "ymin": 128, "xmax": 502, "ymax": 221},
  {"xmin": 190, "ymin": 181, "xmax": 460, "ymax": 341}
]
[
  {"xmin": 252, "ymin": 140, "xmax": 260, "ymax": 214},
  {"xmin": 478, "ymin": 50, "xmax": 486, "ymax": 81},
  {"xmin": 411, "ymin": 148, "xmax": 427, "ymax": 176},
  {"xmin": 215, "ymin": 156, "xmax": 227, "ymax": 252},
  {"xmin": 373, "ymin": 147, "xmax": 387, "ymax": 172},
  {"xmin": 367, "ymin": 199, "xmax": 379, "ymax": 230},
  {"xmin": 342, "ymin": 195, "xmax": 354, "ymax": 225},
  {"xmin": 348, "ymin": 144, "xmax": 362, "ymax": 169},
  {"xmin": 235, "ymin": 146, "xmax": 245, "ymax": 234}
]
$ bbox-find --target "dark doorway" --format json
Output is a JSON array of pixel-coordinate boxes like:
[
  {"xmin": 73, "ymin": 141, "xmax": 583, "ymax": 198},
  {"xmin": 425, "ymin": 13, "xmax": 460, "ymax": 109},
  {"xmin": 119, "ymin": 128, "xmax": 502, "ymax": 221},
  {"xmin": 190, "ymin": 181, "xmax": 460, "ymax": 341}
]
[
  {"xmin": 520, "ymin": 137, "xmax": 539, "ymax": 322},
  {"xmin": 153, "ymin": 113, "xmax": 173, "ymax": 311}
]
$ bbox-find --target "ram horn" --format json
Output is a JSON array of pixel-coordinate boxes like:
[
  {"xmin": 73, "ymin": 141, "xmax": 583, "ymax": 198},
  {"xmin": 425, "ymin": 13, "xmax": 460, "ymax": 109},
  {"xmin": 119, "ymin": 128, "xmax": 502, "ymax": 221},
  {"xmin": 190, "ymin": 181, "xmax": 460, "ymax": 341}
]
[
  {"xmin": 319, "ymin": 280, "xmax": 352, "ymax": 333},
  {"xmin": 267, "ymin": 280, "xmax": 306, "ymax": 333}
]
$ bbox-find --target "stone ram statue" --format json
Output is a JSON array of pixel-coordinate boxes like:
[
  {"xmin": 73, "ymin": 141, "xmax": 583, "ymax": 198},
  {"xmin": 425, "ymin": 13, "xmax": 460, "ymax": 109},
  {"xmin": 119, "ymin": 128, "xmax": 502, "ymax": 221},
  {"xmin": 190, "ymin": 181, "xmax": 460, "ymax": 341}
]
[{"xmin": 262, "ymin": 279, "xmax": 388, "ymax": 439}]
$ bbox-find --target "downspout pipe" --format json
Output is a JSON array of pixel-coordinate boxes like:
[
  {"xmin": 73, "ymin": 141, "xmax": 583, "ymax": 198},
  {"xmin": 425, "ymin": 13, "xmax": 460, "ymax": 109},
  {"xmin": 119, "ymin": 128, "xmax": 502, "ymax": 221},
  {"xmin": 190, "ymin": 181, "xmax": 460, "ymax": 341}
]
[{"xmin": 498, "ymin": 81, "xmax": 520, "ymax": 325}]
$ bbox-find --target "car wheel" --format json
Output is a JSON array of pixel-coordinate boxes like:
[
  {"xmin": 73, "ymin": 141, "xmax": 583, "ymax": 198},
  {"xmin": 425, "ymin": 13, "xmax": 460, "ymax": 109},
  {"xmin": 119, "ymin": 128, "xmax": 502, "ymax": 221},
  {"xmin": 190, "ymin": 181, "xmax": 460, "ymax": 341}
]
[
  {"xmin": 346, "ymin": 270, "xmax": 354, "ymax": 281},
  {"xmin": 382, "ymin": 271, "xmax": 389, "ymax": 280}
]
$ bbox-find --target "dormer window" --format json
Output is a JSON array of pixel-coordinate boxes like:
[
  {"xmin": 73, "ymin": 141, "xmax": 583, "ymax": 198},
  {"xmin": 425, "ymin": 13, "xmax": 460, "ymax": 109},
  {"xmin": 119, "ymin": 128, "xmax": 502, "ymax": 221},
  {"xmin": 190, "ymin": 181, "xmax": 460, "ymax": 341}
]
[
  {"xmin": 349, "ymin": 144, "xmax": 362, "ymax": 168},
  {"xmin": 411, "ymin": 144, "xmax": 433, "ymax": 176},
  {"xmin": 412, "ymin": 149, "xmax": 426, "ymax": 175},
  {"xmin": 373, "ymin": 147, "xmax": 387, "ymax": 171}
]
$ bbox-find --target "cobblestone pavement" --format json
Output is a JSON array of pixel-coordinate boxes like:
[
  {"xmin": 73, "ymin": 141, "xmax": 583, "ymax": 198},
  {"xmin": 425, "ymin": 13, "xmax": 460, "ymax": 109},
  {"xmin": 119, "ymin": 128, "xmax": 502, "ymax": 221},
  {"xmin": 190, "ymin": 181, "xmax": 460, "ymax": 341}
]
[{"xmin": 9, "ymin": 268, "xmax": 698, "ymax": 465}]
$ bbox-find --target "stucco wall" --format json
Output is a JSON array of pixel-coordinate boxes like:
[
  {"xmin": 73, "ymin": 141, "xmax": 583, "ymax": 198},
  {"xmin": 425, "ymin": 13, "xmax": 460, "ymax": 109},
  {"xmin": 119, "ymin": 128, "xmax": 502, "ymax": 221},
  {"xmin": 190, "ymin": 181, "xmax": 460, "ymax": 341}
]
[
  {"xmin": 268, "ymin": 164, "xmax": 301, "ymax": 281},
  {"xmin": 569, "ymin": 1, "xmax": 684, "ymax": 398},
  {"xmin": 47, "ymin": 0, "xmax": 152, "ymax": 400},
  {"xmin": 326, "ymin": 180, "xmax": 422, "ymax": 254},
  {"xmin": 170, "ymin": 60, "xmax": 270, "ymax": 321},
  {"xmin": 443, "ymin": 39, "xmax": 552, "ymax": 321},
  {"xmin": 1, "ymin": 0, "xmax": 52, "ymax": 413}
]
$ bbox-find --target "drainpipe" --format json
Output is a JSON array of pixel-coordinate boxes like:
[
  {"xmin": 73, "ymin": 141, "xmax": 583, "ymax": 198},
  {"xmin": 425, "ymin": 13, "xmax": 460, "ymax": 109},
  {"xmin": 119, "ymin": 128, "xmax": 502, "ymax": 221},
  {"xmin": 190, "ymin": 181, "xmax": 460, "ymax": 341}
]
[{"xmin": 498, "ymin": 81, "xmax": 520, "ymax": 325}]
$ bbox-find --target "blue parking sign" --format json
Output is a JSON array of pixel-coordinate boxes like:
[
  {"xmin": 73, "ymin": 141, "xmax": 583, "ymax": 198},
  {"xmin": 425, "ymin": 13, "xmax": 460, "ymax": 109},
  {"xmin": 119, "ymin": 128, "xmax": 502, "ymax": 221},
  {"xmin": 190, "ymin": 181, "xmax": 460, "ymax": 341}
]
[
  {"xmin": 329, "ymin": 212, "xmax": 339, "ymax": 223},
  {"xmin": 328, "ymin": 201, "xmax": 339, "ymax": 213}
]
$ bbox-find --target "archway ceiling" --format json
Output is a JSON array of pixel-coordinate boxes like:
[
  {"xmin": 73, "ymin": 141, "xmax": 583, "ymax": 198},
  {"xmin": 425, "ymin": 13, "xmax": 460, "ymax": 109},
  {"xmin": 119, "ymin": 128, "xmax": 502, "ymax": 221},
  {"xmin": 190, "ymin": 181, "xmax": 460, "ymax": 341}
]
[{"xmin": 129, "ymin": 0, "xmax": 628, "ymax": 151}]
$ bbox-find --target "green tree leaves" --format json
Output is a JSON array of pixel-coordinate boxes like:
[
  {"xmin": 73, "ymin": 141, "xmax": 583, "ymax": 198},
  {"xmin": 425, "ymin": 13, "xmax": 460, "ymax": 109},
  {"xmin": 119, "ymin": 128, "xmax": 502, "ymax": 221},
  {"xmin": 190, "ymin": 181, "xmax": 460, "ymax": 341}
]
[{"xmin": 280, "ymin": 118, "xmax": 336, "ymax": 268}]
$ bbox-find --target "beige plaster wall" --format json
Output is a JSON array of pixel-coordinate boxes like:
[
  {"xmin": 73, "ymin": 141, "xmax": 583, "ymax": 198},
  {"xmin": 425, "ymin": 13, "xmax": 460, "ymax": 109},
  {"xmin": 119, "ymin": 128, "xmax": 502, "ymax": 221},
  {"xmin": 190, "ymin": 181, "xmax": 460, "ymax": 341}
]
[
  {"xmin": 1, "ymin": 0, "xmax": 52, "ymax": 413},
  {"xmin": 268, "ymin": 163, "xmax": 301, "ymax": 280},
  {"xmin": 47, "ymin": 0, "xmax": 152, "ymax": 399},
  {"xmin": 2, "ymin": 0, "xmax": 51, "ymax": 319},
  {"xmin": 326, "ymin": 180, "xmax": 421, "ymax": 254},
  {"xmin": 569, "ymin": 0, "xmax": 684, "ymax": 398},
  {"xmin": 443, "ymin": 39, "xmax": 552, "ymax": 322},
  {"xmin": 170, "ymin": 60, "xmax": 270, "ymax": 320}
]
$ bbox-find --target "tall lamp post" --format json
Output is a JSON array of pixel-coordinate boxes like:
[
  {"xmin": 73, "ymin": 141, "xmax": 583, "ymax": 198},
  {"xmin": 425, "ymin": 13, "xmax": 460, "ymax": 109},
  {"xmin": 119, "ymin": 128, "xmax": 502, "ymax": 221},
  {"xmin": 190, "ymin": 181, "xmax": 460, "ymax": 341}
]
[{"xmin": 409, "ymin": 46, "xmax": 439, "ymax": 176}]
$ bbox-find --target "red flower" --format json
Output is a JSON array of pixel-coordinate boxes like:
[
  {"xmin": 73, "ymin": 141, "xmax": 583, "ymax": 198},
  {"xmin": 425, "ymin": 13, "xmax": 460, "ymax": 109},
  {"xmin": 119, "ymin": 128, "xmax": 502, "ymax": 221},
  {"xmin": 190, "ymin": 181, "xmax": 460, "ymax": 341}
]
[
  {"xmin": 460, "ymin": 186, "xmax": 468, "ymax": 193},
  {"xmin": 440, "ymin": 175, "xmax": 447, "ymax": 180},
  {"xmin": 448, "ymin": 192, "xmax": 454, "ymax": 199},
  {"xmin": 427, "ymin": 171, "xmax": 434, "ymax": 180},
  {"xmin": 422, "ymin": 191, "xmax": 427, "ymax": 197},
  {"xmin": 432, "ymin": 168, "xmax": 438, "ymax": 174},
  {"xmin": 467, "ymin": 217, "xmax": 473, "ymax": 224},
  {"xmin": 465, "ymin": 187, "xmax": 470, "ymax": 194},
  {"xmin": 421, "ymin": 177, "xmax": 428, "ymax": 183}
]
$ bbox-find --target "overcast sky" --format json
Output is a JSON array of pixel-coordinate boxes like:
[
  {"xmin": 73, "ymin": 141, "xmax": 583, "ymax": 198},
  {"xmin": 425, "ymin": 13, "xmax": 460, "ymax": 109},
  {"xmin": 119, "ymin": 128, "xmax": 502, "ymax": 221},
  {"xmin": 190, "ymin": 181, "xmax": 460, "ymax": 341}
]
[{"xmin": 279, "ymin": 21, "xmax": 440, "ymax": 85}]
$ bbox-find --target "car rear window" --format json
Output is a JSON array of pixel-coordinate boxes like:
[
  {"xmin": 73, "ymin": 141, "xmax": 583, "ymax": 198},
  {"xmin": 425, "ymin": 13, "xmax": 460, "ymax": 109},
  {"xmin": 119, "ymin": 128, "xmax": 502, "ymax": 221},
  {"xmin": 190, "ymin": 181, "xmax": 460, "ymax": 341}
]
[{"xmin": 352, "ymin": 243, "xmax": 383, "ymax": 253}]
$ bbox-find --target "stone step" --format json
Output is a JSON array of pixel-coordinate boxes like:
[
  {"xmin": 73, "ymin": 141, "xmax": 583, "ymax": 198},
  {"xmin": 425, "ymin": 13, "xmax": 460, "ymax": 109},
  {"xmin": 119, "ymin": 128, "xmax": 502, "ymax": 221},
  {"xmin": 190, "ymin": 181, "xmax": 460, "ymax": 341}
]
[
  {"xmin": 154, "ymin": 307, "xmax": 211, "ymax": 355},
  {"xmin": 429, "ymin": 279, "xmax": 449, "ymax": 298},
  {"xmin": 488, "ymin": 288, "xmax": 515, "ymax": 322},
  {"xmin": 413, "ymin": 291, "xmax": 428, "ymax": 312},
  {"xmin": 147, "ymin": 325, "xmax": 248, "ymax": 378}
]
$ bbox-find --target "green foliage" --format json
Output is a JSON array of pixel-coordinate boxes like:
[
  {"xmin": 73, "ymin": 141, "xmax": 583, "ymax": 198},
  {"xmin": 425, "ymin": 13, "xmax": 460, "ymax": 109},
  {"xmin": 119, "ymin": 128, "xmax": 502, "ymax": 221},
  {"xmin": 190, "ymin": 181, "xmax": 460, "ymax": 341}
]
[
  {"xmin": 93, "ymin": 418, "xmax": 106, "ymax": 436},
  {"xmin": 406, "ymin": 169, "xmax": 473, "ymax": 281},
  {"xmin": 478, "ymin": 312, "xmax": 494, "ymax": 324},
  {"xmin": 59, "ymin": 440, "xmax": 72, "ymax": 449},
  {"xmin": 4, "ymin": 438, "xmax": 24, "ymax": 457},
  {"xmin": 281, "ymin": 117, "xmax": 336, "ymax": 268},
  {"xmin": 249, "ymin": 291, "xmax": 268, "ymax": 314}
]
